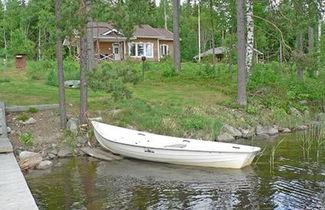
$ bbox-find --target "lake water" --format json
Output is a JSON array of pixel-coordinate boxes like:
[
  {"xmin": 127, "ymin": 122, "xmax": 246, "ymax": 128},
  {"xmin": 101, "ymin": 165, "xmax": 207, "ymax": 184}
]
[{"xmin": 25, "ymin": 133, "xmax": 325, "ymax": 209}]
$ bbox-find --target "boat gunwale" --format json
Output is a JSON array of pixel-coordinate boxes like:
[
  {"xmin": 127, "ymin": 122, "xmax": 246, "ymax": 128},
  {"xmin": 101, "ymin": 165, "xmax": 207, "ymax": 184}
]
[{"xmin": 93, "ymin": 124, "xmax": 261, "ymax": 154}]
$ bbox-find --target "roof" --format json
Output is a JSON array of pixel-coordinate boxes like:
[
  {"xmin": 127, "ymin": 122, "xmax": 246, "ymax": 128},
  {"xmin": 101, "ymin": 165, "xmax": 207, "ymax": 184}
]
[
  {"xmin": 90, "ymin": 22, "xmax": 125, "ymax": 40},
  {"xmin": 193, "ymin": 47, "xmax": 227, "ymax": 59},
  {"xmin": 89, "ymin": 22, "xmax": 173, "ymax": 40},
  {"xmin": 193, "ymin": 46, "xmax": 263, "ymax": 59}
]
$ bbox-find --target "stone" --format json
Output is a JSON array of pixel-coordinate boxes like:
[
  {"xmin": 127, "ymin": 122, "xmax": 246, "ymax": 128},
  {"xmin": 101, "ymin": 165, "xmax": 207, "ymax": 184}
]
[
  {"xmin": 290, "ymin": 107, "xmax": 302, "ymax": 118},
  {"xmin": 77, "ymin": 136, "xmax": 88, "ymax": 144},
  {"xmin": 303, "ymin": 110, "xmax": 310, "ymax": 118},
  {"xmin": 6, "ymin": 126, "xmax": 11, "ymax": 134},
  {"xmin": 36, "ymin": 160, "xmax": 53, "ymax": 170},
  {"xmin": 256, "ymin": 125, "xmax": 266, "ymax": 136},
  {"xmin": 48, "ymin": 153, "xmax": 57, "ymax": 159},
  {"xmin": 217, "ymin": 133, "xmax": 235, "ymax": 142},
  {"xmin": 58, "ymin": 148, "xmax": 73, "ymax": 158},
  {"xmin": 18, "ymin": 151, "xmax": 42, "ymax": 170},
  {"xmin": 253, "ymin": 134, "xmax": 270, "ymax": 140},
  {"xmin": 67, "ymin": 118, "xmax": 79, "ymax": 133},
  {"xmin": 64, "ymin": 80, "xmax": 80, "ymax": 89},
  {"xmin": 109, "ymin": 109, "xmax": 122, "ymax": 116},
  {"xmin": 222, "ymin": 124, "xmax": 242, "ymax": 138},
  {"xmin": 22, "ymin": 117, "xmax": 36, "ymax": 125},
  {"xmin": 299, "ymin": 100, "xmax": 308, "ymax": 105},
  {"xmin": 19, "ymin": 151, "xmax": 41, "ymax": 160},
  {"xmin": 256, "ymin": 125, "xmax": 278, "ymax": 136},
  {"xmin": 315, "ymin": 113, "xmax": 325, "ymax": 122},
  {"xmin": 296, "ymin": 125, "xmax": 308, "ymax": 130},
  {"xmin": 49, "ymin": 148, "xmax": 58, "ymax": 155},
  {"xmin": 282, "ymin": 128, "xmax": 291, "ymax": 133},
  {"xmin": 239, "ymin": 128, "xmax": 255, "ymax": 139},
  {"xmin": 88, "ymin": 117, "xmax": 103, "ymax": 122},
  {"xmin": 267, "ymin": 127, "xmax": 279, "ymax": 136}
]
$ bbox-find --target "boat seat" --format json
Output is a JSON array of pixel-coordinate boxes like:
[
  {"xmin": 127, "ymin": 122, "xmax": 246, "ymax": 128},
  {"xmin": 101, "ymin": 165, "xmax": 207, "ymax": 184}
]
[{"xmin": 164, "ymin": 144, "xmax": 187, "ymax": 148}]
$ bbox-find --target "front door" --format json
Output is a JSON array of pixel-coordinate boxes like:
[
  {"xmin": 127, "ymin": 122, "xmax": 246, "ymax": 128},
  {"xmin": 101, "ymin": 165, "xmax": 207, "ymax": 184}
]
[{"xmin": 113, "ymin": 43, "xmax": 121, "ymax": 61}]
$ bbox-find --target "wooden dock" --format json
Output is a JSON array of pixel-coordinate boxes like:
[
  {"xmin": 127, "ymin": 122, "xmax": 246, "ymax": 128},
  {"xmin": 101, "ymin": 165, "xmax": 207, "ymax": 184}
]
[{"xmin": 0, "ymin": 101, "xmax": 38, "ymax": 210}]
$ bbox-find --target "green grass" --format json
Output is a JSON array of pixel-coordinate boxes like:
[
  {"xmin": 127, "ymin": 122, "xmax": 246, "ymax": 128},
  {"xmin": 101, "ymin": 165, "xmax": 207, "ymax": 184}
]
[{"xmin": 1, "ymin": 59, "xmax": 324, "ymax": 139}]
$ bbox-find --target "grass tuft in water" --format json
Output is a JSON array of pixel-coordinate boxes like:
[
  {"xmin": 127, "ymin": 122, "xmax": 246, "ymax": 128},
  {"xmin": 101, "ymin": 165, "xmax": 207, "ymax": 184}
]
[{"xmin": 299, "ymin": 124, "xmax": 325, "ymax": 161}]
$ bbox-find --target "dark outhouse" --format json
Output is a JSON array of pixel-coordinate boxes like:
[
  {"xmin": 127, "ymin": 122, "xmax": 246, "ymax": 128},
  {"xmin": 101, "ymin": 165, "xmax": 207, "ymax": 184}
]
[{"xmin": 15, "ymin": 54, "xmax": 26, "ymax": 69}]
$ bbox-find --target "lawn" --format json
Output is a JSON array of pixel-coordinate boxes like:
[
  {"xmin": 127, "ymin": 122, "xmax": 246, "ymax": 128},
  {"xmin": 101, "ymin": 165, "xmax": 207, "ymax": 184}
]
[{"xmin": 1, "ymin": 59, "xmax": 323, "ymax": 139}]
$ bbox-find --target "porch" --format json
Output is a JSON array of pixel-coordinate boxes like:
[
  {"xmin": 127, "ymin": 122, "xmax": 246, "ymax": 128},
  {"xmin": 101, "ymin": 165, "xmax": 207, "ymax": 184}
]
[{"xmin": 94, "ymin": 40, "xmax": 126, "ymax": 62}]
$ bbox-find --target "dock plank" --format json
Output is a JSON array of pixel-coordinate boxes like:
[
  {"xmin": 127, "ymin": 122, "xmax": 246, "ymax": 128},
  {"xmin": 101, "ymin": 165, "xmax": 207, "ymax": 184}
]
[{"xmin": 0, "ymin": 153, "xmax": 38, "ymax": 210}]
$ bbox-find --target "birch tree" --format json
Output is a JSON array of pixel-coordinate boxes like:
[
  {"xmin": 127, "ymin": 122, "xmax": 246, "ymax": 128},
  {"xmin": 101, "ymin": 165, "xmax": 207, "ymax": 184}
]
[{"xmin": 246, "ymin": 0, "xmax": 254, "ymax": 79}]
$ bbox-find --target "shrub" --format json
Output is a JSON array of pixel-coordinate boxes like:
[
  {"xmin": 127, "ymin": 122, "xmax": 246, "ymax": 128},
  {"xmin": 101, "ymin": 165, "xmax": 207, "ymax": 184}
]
[
  {"xmin": 27, "ymin": 107, "xmax": 38, "ymax": 113},
  {"xmin": 27, "ymin": 60, "xmax": 55, "ymax": 80},
  {"xmin": 47, "ymin": 59, "xmax": 80, "ymax": 86},
  {"xmin": 19, "ymin": 132, "xmax": 33, "ymax": 146},
  {"xmin": 88, "ymin": 63, "xmax": 140, "ymax": 101},
  {"xmin": 17, "ymin": 114, "xmax": 29, "ymax": 122},
  {"xmin": 0, "ymin": 78, "xmax": 10, "ymax": 83}
]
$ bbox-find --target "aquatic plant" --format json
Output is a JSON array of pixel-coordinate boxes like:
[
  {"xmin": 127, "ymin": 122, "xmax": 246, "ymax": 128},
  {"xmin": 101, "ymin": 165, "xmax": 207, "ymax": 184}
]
[
  {"xmin": 299, "ymin": 124, "xmax": 325, "ymax": 161},
  {"xmin": 269, "ymin": 137, "xmax": 286, "ymax": 172}
]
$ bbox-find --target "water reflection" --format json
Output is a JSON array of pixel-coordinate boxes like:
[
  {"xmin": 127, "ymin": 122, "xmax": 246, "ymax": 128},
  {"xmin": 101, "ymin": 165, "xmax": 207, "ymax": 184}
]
[
  {"xmin": 25, "ymin": 134, "xmax": 325, "ymax": 209},
  {"xmin": 95, "ymin": 159, "xmax": 260, "ymax": 209}
]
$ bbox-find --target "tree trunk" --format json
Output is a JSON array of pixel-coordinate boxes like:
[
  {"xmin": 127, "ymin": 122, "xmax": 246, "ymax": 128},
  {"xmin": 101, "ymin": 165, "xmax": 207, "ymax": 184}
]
[
  {"xmin": 198, "ymin": 1, "xmax": 201, "ymax": 63},
  {"xmin": 236, "ymin": 0, "xmax": 247, "ymax": 106},
  {"xmin": 55, "ymin": 0, "xmax": 67, "ymax": 129},
  {"xmin": 279, "ymin": 41, "xmax": 283, "ymax": 63},
  {"xmin": 296, "ymin": 32, "xmax": 304, "ymax": 80},
  {"xmin": 308, "ymin": 26, "xmax": 314, "ymax": 53},
  {"xmin": 79, "ymin": 0, "xmax": 89, "ymax": 124},
  {"xmin": 164, "ymin": 0, "xmax": 168, "ymax": 30},
  {"xmin": 86, "ymin": 0, "xmax": 95, "ymax": 71},
  {"xmin": 209, "ymin": 0, "xmax": 216, "ymax": 70},
  {"xmin": 172, "ymin": 0, "xmax": 181, "ymax": 72},
  {"xmin": 3, "ymin": 30, "xmax": 7, "ymax": 62},
  {"xmin": 38, "ymin": 29, "xmax": 42, "ymax": 61},
  {"xmin": 246, "ymin": 0, "xmax": 254, "ymax": 80},
  {"xmin": 80, "ymin": 33, "xmax": 88, "ymax": 124},
  {"xmin": 316, "ymin": 18, "xmax": 322, "ymax": 76}
]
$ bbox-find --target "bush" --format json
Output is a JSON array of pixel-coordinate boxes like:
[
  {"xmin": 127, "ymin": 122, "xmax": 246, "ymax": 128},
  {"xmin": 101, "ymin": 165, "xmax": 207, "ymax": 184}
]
[
  {"xmin": 88, "ymin": 63, "xmax": 140, "ymax": 101},
  {"xmin": 47, "ymin": 59, "xmax": 80, "ymax": 86},
  {"xmin": 28, "ymin": 60, "xmax": 55, "ymax": 80}
]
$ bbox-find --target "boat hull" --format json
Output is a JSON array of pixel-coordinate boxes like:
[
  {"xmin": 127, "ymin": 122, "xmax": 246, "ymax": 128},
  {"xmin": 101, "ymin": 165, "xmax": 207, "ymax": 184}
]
[{"xmin": 93, "ymin": 128, "xmax": 258, "ymax": 169}]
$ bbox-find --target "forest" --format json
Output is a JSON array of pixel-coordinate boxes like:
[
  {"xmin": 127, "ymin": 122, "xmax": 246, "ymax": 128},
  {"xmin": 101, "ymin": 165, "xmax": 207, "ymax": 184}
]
[{"xmin": 0, "ymin": 0, "xmax": 325, "ymax": 134}]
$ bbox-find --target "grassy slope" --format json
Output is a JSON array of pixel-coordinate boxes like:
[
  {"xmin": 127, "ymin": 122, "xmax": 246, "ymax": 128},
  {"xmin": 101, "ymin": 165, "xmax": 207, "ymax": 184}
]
[{"xmin": 0, "ymin": 60, "xmax": 323, "ymax": 140}]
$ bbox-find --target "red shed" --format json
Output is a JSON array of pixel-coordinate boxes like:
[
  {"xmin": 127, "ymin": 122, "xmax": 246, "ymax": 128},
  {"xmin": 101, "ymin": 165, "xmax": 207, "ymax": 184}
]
[{"xmin": 15, "ymin": 54, "xmax": 26, "ymax": 69}]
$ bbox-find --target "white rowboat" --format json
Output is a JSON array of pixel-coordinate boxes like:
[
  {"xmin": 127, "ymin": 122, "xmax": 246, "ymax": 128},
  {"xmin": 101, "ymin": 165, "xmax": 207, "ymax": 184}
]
[{"xmin": 92, "ymin": 121, "xmax": 261, "ymax": 169}]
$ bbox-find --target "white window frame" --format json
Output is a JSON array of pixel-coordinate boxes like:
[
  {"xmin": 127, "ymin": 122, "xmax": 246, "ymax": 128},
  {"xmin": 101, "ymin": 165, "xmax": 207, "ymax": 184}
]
[
  {"xmin": 128, "ymin": 42, "xmax": 154, "ymax": 58},
  {"xmin": 160, "ymin": 44, "xmax": 169, "ymax": 56}
]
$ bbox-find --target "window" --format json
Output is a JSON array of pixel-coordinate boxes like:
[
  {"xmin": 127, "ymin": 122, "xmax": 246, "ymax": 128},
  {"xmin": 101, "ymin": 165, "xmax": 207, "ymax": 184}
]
[
  {"xmin": 145, "ymin": 43, "xmax": 153, "ymax": 57},
  {"xmin": 128, "ymin": 42, "xmax": 153, "ymax": 58},
  {"xmin": 129, "ymin": 43, "xmax": 136, "ymax": 56},
  {"xmin": 160, "ymin": 44, "xmax": 168, "ymax": 56},
  {"xmin": 137, "ymin": 43, "xmax": 144, "ymax": 56}
]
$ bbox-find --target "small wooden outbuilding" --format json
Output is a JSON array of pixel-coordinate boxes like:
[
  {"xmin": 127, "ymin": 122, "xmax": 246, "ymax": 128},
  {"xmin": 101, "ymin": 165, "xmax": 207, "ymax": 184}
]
[{"xmin": 15, "ymin": 54, "xmax": 26, "ymax": 69}]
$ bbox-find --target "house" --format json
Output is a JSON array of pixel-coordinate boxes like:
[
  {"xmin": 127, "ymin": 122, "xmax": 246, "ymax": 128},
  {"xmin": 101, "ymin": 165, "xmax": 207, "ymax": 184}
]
[{"xmin": 90, "ymin": 22, "xmax": 174, "ymax": 62}]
